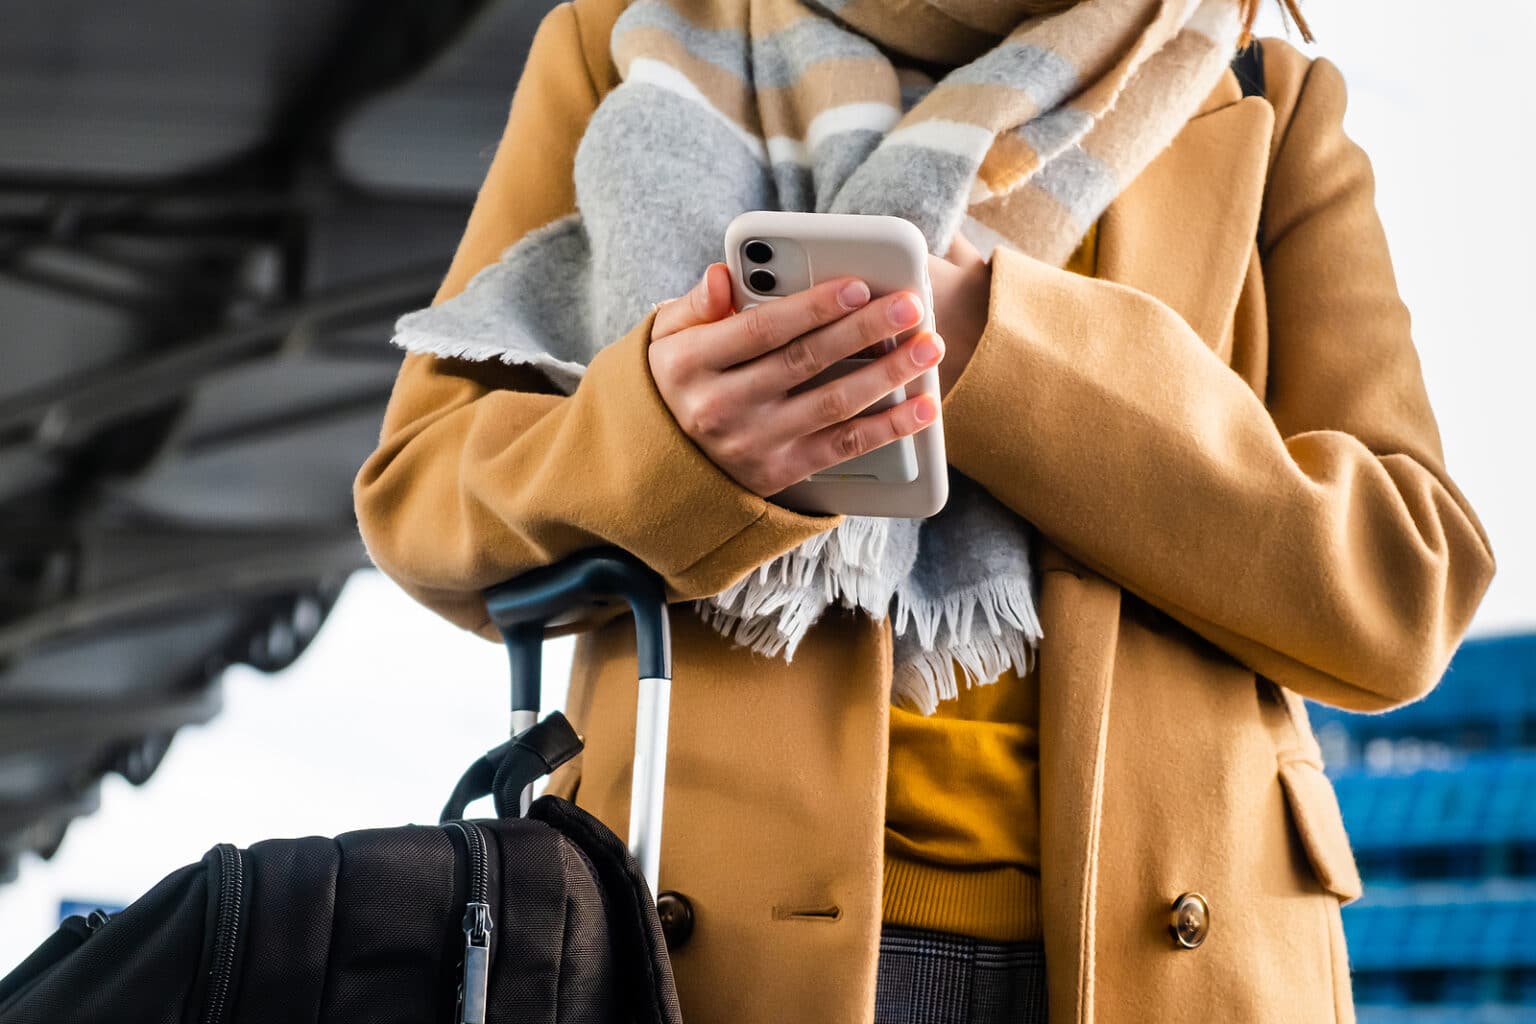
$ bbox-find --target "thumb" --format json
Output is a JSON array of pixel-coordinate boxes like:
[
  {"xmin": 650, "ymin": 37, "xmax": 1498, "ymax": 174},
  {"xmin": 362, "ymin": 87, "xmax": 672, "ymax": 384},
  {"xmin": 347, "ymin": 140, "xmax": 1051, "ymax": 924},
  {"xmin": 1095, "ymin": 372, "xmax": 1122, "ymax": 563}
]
[{"xmin": 653, "ymin": 263, "xmax": 733, "ymax": 339}]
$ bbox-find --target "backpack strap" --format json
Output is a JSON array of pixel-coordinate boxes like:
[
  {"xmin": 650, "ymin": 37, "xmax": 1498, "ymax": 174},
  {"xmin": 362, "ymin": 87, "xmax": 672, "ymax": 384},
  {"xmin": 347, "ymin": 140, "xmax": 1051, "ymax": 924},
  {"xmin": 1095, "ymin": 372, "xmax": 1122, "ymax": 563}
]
[
  {"xmin": 439, "ymin": 710, "xmax": 584, "ymax": 823},
  {"xmin": 1232, "ymin": 38, "xmax": 1266, "ymax": 100}
]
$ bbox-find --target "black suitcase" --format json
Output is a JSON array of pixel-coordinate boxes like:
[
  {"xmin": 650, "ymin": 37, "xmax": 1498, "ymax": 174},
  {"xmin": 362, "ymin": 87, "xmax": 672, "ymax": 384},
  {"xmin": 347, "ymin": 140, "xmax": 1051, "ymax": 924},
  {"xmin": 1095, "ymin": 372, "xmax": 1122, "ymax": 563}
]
[{"xmin": 0, "ymin": 548, "xmax": 690, "ymax": 1024}]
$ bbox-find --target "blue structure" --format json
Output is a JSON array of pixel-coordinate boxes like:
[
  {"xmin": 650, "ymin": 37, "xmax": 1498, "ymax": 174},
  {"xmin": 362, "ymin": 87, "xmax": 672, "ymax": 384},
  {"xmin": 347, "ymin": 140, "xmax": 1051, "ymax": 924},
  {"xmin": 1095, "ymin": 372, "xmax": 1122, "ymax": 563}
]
[
  {"xmin": 1309, "ymin": 632, "xmax": 1536, "ymax": 1022},
  {"xmin": 57, "ymin": 900, "xmax": 124, "ymax": 924}
]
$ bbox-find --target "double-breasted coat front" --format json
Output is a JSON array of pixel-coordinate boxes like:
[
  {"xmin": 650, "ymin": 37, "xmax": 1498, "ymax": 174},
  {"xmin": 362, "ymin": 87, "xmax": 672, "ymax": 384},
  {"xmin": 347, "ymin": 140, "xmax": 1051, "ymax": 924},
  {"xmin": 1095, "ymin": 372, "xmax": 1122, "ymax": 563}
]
[{"xmin": 354, "ymin": 2, "xmax": 1496, "ymax": 1020}]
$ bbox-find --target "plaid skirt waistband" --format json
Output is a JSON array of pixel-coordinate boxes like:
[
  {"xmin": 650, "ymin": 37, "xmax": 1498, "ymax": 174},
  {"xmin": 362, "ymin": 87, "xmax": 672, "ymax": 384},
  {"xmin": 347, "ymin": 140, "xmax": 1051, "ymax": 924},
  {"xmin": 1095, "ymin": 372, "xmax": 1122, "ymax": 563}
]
[{"xmin": 873, "ymin": 925, "xmax": 1048, "ymax": 1024}]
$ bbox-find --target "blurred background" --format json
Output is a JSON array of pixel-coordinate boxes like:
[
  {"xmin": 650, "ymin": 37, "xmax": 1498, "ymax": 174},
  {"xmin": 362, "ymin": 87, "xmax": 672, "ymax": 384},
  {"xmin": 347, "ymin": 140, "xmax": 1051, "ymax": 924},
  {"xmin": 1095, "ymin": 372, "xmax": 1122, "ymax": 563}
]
[{"xmin": 0, "ymin": 1, "xmax": 1531, "ymax": 1020}]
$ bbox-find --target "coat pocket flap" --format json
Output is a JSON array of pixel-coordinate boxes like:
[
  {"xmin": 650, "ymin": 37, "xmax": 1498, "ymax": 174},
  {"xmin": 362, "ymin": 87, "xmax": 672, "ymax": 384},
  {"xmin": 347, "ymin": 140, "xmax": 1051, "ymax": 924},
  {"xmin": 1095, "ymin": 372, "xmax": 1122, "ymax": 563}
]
[{"xmin": 1278, "ymin": 758, "xmax": 1363, "ymax": 904}]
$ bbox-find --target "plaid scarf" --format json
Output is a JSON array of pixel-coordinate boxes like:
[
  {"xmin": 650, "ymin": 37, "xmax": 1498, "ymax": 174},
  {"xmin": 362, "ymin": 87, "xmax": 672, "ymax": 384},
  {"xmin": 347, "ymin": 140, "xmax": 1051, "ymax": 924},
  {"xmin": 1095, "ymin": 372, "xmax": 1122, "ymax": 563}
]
[{"xmin": 392, "ymin": 0, "xmax": 1242, "ymax": 712}]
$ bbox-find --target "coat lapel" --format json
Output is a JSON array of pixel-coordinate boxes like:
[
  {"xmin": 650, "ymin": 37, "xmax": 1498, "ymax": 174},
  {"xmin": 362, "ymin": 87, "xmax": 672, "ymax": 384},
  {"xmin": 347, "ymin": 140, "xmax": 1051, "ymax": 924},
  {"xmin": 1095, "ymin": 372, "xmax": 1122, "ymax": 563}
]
[
  {"xmin": 1038, "ymin": 79, "xmax": 1275, "ymax": 1024},
  {"xmin": 1035, "ymin": 544, "xmax": 1122, "ymax": 1024},
  {"xmin": 1096, "ymin": 82, "xmax": 1275, "ymax": 353}
]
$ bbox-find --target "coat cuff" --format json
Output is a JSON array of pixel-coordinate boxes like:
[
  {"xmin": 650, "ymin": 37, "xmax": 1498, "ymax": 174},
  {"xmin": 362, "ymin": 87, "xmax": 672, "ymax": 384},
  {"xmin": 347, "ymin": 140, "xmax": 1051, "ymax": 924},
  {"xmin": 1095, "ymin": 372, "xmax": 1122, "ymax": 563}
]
[
  {"xmin": 580, "ymin": 305, "xmax": 842, "ymax": 599},
  {"xmin": 939, "ymin": 245, "xmax": 1063, "ymax": 495}
]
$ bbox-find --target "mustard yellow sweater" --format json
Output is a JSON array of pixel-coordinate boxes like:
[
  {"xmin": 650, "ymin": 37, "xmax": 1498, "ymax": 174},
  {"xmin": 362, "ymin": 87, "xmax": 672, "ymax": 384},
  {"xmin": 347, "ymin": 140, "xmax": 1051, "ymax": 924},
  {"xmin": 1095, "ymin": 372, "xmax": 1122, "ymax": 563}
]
[{"xmin": 882, "ymin": 224, "xmax": 1098, "ymax": 943}]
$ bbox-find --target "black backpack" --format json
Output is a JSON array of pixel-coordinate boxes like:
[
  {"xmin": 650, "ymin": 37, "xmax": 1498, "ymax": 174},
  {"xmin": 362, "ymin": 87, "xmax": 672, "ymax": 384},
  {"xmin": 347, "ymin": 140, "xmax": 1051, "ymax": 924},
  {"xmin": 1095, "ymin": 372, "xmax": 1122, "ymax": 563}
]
[{"xmin": 0, "ymin": 549, "xmax": 690, "ymax": 1024}]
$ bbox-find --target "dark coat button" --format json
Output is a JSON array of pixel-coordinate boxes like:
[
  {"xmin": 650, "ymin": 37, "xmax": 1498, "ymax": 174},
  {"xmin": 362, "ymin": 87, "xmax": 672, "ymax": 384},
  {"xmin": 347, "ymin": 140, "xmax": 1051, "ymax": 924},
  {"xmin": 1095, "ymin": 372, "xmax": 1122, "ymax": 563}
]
[
  {"xmin": 1170, "ymin": 892, "xmax": 1210, "ymax": 949},
  {"xmin": 657, "ymin": 890, "xmax": 695, "ymax": 948}
]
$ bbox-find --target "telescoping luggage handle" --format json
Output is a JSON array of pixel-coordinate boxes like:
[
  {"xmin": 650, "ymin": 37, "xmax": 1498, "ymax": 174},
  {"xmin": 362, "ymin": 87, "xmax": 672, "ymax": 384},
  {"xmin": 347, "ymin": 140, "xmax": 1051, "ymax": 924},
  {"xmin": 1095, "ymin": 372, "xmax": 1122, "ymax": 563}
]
[{"xmin": 481, "ymin": 547, "xmax": 673, "ymax": 899}]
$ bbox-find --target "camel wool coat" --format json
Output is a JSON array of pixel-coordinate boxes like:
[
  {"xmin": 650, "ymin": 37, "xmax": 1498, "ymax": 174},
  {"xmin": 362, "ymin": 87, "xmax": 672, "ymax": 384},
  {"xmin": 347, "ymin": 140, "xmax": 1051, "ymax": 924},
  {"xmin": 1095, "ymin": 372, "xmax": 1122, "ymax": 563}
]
[{"xmin": 353, "ymin": 1, "xmax": 1497, "ymax": 1020}]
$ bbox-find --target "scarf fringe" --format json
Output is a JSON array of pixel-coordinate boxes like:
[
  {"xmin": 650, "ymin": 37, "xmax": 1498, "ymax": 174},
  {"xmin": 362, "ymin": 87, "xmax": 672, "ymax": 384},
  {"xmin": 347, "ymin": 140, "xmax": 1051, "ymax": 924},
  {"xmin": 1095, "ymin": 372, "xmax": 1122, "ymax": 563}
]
[
  {"xmin": 889, "ymin": 575, "xmax": 1043, "ymax": 714},
  {"xmin": 892, "ymin": 575, "xmax": 1043, "ymax": 650},
  {"xmin": 825, "ymin": 516, "xmax": 890, "ymax": 574},
  {"xmin": 822, "ymin": 517, "xmax": 895, "ymax": 615},
  {"xmin": 705, "ymin": 516, "xmax": 893, "ymax": 628},
  {"xmin": 391, "ymin": 331, "xmax": 536, "ymax": 367},
  {"xmin": 695, "ymin": 515, "xmax": 897, "ymax": 661},
  {"xmin": 700, "ymin": 567, "xmax": 1045, "ymax": 716},
  {"xmin": 892, "ymin": 624, "xmax": 1037, "ymax": 716}
]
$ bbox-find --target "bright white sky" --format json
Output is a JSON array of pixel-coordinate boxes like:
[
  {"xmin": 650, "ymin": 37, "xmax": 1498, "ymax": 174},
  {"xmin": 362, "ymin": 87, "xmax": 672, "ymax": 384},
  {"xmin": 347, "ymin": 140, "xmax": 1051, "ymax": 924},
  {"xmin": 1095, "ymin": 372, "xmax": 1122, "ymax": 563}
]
[{"xmin": 2, "ymin": 0, "xmax": 1532, "ymax": 965}]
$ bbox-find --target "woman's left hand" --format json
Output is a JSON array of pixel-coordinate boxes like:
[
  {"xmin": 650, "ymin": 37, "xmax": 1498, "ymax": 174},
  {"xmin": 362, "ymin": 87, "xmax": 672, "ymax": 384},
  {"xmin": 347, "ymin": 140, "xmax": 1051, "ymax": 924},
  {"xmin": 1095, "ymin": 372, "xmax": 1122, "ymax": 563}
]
[{"xmin": 926, "ymin": 230, "xmax": 992, "ymax": 397}]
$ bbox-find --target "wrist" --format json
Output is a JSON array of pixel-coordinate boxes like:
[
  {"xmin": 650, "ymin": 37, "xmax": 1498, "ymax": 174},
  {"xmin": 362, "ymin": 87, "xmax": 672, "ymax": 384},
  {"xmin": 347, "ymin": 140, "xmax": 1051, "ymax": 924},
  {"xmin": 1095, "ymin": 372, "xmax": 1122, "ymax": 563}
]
[{"xmin": 939, "ymin": 261, "xmax": 992, "ymax": 396}]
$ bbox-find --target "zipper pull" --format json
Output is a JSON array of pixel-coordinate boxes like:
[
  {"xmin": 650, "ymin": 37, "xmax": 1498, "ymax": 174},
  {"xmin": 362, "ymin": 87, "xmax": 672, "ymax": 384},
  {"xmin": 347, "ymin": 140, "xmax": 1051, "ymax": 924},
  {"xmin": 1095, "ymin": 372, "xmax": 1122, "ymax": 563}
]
[{"xmin": 459, "ymin": 902, "xmax": 493, "ymax": 1024}]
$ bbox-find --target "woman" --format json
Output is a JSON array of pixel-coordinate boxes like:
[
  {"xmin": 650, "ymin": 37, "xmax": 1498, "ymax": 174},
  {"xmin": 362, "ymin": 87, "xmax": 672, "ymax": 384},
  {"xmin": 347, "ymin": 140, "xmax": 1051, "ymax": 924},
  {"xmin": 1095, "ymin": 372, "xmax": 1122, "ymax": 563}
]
[{"xmin": 354, "ymin": 0, "xmax": 1496, "ymax": 1020}]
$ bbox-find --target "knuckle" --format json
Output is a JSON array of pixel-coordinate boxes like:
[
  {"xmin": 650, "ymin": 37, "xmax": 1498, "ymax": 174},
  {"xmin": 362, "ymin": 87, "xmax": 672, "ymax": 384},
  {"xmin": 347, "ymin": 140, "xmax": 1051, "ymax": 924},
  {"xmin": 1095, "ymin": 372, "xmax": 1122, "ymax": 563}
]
[
  {"xmin": 683, "ymin": 392, "xmax": 730, "ymax": 439},
  {"xmin": 713, "ymin": 433, "xmax": 749, "ymax": 466},
  {"xmin": 814, "ymin": 387, "xmax": 850, "ymax": 426},
  {"xmin": 780, "ymin": 337, "xmax": 819, "ymax": 378},
  {"xmin": 742, "ymin": 307, "xmax": 778, "ymax": 351},
  {"xmin": 834, "ymin": 423, "xmax": 867, "ymax": 460}
]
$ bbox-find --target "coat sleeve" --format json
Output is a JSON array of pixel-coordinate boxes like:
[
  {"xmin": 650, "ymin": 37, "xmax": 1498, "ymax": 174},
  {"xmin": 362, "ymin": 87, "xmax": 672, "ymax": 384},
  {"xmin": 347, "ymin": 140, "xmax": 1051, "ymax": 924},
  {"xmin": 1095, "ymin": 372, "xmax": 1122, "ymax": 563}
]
[
  {"xmin": 938, "ymin": 51, "xmax": 1496, "ymax": 713},
  {"xmin": 353, "ymin": 1, "xmax": 839, "ymax": 640}
]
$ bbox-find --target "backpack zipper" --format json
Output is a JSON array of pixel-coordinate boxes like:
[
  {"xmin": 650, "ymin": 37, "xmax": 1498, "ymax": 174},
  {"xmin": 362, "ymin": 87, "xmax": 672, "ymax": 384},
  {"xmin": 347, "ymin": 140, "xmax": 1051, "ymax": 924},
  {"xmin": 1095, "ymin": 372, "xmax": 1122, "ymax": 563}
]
[
  {"xmin": 202, "ymin": 844, "xmax": 244, "ymax": 1024},
  {"xmin": 445, "ymin": 821, "xmax": 493, "ymax": 1024}
]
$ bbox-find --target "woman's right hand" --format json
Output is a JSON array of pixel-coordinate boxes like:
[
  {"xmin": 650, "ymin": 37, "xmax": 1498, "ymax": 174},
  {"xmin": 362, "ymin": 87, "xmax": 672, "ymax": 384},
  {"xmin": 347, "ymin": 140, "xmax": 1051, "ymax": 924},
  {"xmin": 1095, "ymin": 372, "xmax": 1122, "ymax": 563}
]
[{"xmin": 647, "ymin": 263, "xmax": 944, "ymax": 498}]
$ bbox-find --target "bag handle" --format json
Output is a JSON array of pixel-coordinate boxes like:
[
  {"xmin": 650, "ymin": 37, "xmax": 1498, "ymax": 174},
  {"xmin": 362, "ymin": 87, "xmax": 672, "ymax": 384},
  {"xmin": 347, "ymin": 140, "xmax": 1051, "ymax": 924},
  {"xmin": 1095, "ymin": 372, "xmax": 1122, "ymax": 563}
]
[
  {"xmin": 441, "ymin": 547, "xmax": 673, "ymax": 898},
  {"xmin": 439, "ymin": 711, "xmax": 584, "ymax": 823}
]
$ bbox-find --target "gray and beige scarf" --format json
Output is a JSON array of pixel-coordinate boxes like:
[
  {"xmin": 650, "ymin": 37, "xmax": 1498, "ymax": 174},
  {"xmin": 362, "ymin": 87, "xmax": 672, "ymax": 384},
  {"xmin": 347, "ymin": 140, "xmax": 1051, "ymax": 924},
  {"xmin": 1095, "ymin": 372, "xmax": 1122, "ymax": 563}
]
[{"xmin": 393, "ymin": 0, "xmax": 1243, "ymax": 713}]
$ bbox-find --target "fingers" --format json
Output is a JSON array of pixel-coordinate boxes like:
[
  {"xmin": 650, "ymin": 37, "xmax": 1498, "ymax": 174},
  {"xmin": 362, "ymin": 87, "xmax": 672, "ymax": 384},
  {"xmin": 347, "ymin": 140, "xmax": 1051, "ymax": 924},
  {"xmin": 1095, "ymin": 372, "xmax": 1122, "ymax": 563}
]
[
  {"xmin": 653, "ymin": 263, "xmax": 733, "ymax": 340},
  {"xmin": 786, "ymin": 389, "xmax": 939, "ymax": 485},
  {"xmin": 735, "ymin": 289, "xmax": 927, "ymax": 396},
  {"xmin": 697, "ymin": 274, "xmax": 873, "ymax": 369},
  {"xmin": 648, "ymin": 264, "xmax": 944, "ymax": 498},
  {"xmin": 774, "ymin": 331, "xmax": 944, "ymax": 439}
]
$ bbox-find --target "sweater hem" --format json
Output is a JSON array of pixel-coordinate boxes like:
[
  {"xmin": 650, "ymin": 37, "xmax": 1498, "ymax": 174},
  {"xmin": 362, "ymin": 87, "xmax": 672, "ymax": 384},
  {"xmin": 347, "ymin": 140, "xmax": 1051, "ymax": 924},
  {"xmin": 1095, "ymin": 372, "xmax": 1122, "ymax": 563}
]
[{"xmin": 881, "ymin": 853, "xmax": 1044, "ymax": 943}]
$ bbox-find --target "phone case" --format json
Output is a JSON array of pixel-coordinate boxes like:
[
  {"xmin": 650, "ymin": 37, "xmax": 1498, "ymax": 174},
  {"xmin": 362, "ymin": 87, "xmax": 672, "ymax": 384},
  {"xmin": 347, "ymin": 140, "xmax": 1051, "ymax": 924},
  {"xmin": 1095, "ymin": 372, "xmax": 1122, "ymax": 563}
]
[{"xmin": 723, "ymin": 211, "xmax": 948, "ymax": 518}]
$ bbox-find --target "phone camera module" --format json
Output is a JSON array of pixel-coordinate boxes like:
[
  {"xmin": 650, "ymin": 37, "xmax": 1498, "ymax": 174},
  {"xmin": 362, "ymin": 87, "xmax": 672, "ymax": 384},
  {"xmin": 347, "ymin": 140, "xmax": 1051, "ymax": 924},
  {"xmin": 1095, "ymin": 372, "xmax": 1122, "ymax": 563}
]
[
  {"xmin": 744, "ymin": 239, "xmax": 774, "ymax": 264},
  {"xmin": 747, "ymin": 268, "xmax": 777, "ymax": 293}
]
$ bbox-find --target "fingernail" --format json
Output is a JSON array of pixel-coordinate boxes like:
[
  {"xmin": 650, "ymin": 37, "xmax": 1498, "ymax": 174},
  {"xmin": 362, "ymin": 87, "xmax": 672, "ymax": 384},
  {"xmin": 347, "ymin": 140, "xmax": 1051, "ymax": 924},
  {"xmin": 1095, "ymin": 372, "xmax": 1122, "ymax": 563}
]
[
  {"xmin": 890, "ymin": 294, "xmax": 923, "ymax": 326},
  {"xmin": 839, "ymin": 280, "xmax": 871, "ymax": 310},
  {"xmin": 911, "ymin": 335, "xmax": 943, "ymax": 366},
  {"xmin": 914, "ymin": 398, "xmax": 936, "ymax": 424}
]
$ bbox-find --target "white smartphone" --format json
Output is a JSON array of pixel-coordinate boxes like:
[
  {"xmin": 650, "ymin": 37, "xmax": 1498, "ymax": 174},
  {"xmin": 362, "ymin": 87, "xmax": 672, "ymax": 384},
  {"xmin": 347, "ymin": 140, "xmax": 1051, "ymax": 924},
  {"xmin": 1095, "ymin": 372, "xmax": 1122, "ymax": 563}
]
[{"xmin": 723, "ymin": 211, "xmax": 948, "ymax": 519}]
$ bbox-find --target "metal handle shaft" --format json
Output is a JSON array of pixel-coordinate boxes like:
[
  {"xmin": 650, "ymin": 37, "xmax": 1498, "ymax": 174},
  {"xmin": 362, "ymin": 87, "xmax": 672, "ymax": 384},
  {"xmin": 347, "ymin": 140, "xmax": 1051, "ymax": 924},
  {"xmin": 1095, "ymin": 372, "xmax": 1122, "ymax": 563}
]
[
  {"xmin": 483, "ymin": 547, "xmax": 673, "ymax": 895},
  {"xmin": 629, "ymin": 676, "xmax": 671, "ymax": 893}
]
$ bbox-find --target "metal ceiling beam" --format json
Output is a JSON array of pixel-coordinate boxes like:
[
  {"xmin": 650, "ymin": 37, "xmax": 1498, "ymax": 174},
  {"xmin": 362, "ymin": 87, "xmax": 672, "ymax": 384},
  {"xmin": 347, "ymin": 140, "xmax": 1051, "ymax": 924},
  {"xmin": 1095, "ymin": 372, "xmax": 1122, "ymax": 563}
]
[
  {"xmin": 0, "ymin": 266, "xmax": 438, "ymax": 449},
  {"xmin": 0, "ymin": 531, "xmax": 366, "ymax": 658}
]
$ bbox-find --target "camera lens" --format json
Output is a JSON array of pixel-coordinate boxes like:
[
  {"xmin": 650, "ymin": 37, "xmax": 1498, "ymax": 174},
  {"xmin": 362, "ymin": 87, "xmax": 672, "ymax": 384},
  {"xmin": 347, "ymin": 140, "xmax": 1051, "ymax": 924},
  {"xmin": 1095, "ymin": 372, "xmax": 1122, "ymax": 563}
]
[
  {"xmin": 747, "ymin": 268, "xmax": 777, "ymax": 293},
  {"xmin": 744, "ymin": 239, "xmax": 774, "ymax": 264}
]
